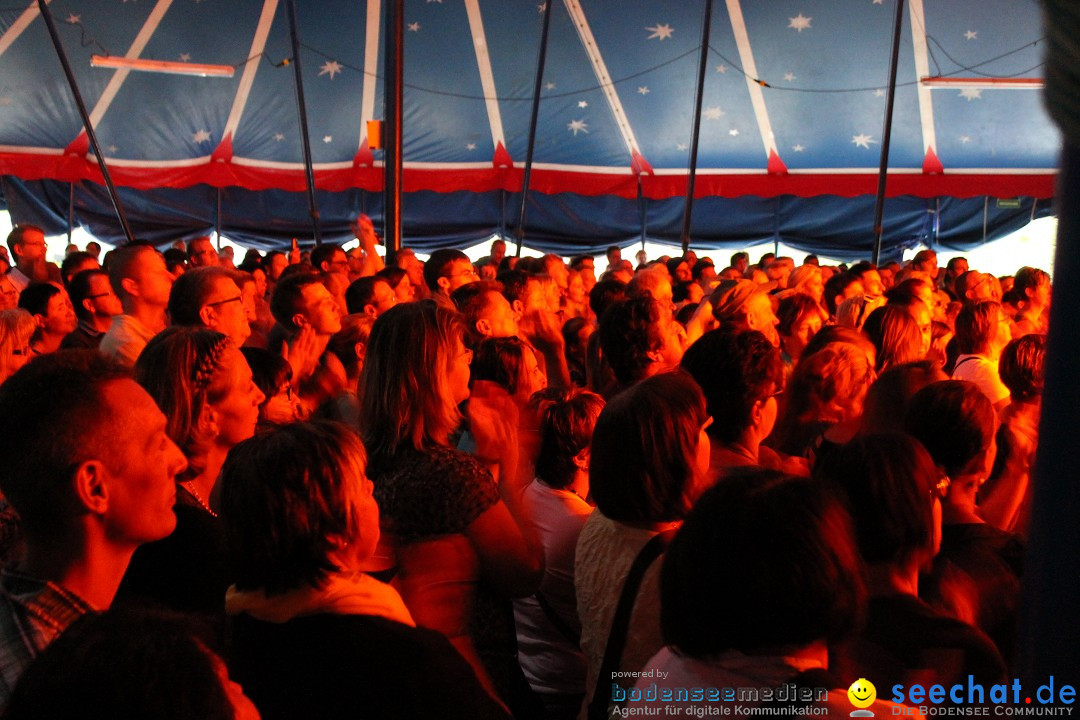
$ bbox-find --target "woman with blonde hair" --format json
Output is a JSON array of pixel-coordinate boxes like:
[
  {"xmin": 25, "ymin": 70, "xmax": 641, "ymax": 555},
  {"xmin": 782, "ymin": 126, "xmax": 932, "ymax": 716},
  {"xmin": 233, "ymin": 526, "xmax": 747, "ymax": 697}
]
[
  {"xmin": 769, "ymin": 342, "xmax": 875, "ymax": 462},
  {"xmin": 0, "ymin": 308, "xmax": 35, "ymax": 386},
  {"xmin": 787, "ymin": 263, "xmax": 825, "ymax": 305},
  {"xmin": 359, "ymin": 300, "xmax": 541, "ymax": 712}
]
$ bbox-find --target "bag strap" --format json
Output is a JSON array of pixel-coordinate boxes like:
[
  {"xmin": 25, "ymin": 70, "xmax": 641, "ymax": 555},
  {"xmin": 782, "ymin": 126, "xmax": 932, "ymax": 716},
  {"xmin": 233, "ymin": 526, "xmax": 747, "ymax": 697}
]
[
  {"xmin": 587, "ymin": 528, "xmax": 676, "ymax": 720},
  {"xmin": 535, "ymin": 589, "xmax": 581, "ymax": 646}
]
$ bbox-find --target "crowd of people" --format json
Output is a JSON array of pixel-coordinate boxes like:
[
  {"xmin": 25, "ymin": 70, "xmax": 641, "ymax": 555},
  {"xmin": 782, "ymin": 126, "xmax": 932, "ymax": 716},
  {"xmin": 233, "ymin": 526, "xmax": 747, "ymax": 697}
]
[{"xmin": 0, "ymin": 222, "xmax": 1050, "ymax": 718}]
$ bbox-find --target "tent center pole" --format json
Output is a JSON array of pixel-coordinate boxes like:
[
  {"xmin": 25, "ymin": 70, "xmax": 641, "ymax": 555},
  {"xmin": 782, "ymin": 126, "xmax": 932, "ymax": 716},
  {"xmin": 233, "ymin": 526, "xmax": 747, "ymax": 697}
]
[
  {"xmin": 383, "ymin": 0, "xmax": 404, "ymax": 261},
  {"xmin": 515, "ymin": 0, "xmax": 554, "ymax": 258},
  {"xmin": 285, "ymin": 0, "xmax": 322, "ymax": 245},
  {"xmin": 680, "ymin": 0, "xmax": 714, "ymax": 255},
  {"xmin": 38, "ymin": 0, "xmax": 134, "ymax": 245},
  {"xmin": 871, "ymin": 0, "xmax": 906, "ymax": 265}
]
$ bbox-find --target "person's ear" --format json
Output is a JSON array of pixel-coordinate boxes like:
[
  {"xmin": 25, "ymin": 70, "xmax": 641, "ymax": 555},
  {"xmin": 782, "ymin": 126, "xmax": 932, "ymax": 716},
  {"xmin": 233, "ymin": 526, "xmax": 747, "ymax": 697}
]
[
  {"xmin": 353, "ymin": 341, "xmax": 366, "ymax": 363},
  {"xmin": 573, "ymin": 447, "xmax": 590, "ymax": 472},
  {"xmin": 362, "ymin": 304, "xmax": 378, "ymax": 319},
  {"xmin": 750, "ymin": 397, "xmax": 767, "ymax": 428},
  {"xmin": 475, "ymin": 318, "xmax": 492, "ymax": 337},
  {"xmin": 291, "ymin": 312, "xmax": 310, "ymax": 330},
  {"xmin": 81, "ymin": 298, "xmax": 96, "ymax": 316},
  {"xmin": 32, "ymin": 314, "xmax": 46, "ymax": 330},
  {"xmin": 198, "ymin": 304, "xmax": 217, "ymax": 329},
  {"xmin": 72, "ymin": 460, "xmax": 109, "ymax": 515},
  {"xmin": 197, "ymin": 403, "xmax": 221, "ymax": 440},
  {"xmin": 120, "ymin": 276, "xmax": 139, "ymax": 299},
  {"xmin": 437, "ymin": 276, "xmax": 451, "ymax": 293}
]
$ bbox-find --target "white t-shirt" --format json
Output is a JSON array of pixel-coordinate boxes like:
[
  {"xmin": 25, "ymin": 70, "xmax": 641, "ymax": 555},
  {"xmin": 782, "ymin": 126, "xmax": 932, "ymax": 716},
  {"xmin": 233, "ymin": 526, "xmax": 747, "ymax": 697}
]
[
  {"xmin": 953, "ymin": 354, "xmax": 1010, "ymax": 406},
  {"xmin": 513, "ymin": 480, "xmax": 592, "ymax": 695}
]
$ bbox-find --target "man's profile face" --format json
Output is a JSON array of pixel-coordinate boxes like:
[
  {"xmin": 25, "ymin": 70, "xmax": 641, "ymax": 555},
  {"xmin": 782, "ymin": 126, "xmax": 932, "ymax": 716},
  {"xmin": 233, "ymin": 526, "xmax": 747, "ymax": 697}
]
[
  {"xmin": 202, "ymin": 276, "xmax": 251, "ymax": 346},
  {"xmin": 99, "ymin": 379, "xmax": 188, "ymax": 545},
  {"xmin": 132, "ymin": 249, "xmax": 175, "ymax": 307}
]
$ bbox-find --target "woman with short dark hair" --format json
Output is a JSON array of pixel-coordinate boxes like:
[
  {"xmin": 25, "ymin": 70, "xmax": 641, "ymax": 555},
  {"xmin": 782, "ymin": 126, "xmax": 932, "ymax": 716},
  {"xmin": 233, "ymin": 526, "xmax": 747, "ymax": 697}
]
[
  {"xmin": 817, "ymin": 433, "xmax": 1006, "ymax": 691},
  {"xmin": 623, "ymin": 471, "xmax": 865, "ymax": 713},
  {"xmin": 221, "ymin": 420, "xmax": 507, "ymax": 720},
  {"xmin": 576, "ymin": 371, "xmax": 711, "ymax": 713}
]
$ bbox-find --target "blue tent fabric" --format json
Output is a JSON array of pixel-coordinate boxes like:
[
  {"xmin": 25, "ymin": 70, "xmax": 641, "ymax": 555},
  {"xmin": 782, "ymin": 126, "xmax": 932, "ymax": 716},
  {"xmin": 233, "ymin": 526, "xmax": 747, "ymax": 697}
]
[
  {"xmin": 0, "ymin": 0, "xmax": 1059, "ymax": 253},
  {"xmin": 2, "ymin": 175, "xmax": 1051, "ymax": 260}
]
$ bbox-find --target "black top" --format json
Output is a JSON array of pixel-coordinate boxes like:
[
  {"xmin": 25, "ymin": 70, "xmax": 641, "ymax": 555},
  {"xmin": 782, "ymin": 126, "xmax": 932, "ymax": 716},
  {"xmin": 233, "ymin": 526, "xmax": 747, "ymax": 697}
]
[
  {"xmin": 229, "ymin": 612, "xmax": 510, "ymax": 720},
  {"xmin": 116, "ymin": 492, "xmax": 230, "ymax": 644},
  {"xmin": 832, "ymin": 593, "xmax": 1007, "ymax": 695}
]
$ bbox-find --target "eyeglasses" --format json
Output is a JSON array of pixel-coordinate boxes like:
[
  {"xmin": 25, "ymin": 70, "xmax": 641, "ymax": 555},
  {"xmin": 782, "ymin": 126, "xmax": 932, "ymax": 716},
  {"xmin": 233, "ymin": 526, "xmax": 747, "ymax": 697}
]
[
  {"xmin": 11, "ymin": 345, "xmax": 32, "ymax": 357},
  {"xmin": 933, "ymin": 475, "xmax": 951, "ymax": 499},
  {"xmin": 445, "ymin": 269, "xmax": 479, "ymax": 279},
  {"xmin": 86, "ymin": 291, "xmax": 116, "ymax": 300},
  {"xmin": 205, "ymin": 295, "xmax": 243, "ymax": 308}
]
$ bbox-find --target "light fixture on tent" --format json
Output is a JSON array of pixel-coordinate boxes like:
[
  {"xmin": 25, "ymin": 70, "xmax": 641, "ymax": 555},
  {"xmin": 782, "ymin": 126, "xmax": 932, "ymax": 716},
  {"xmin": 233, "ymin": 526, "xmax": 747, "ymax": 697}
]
[
  {"xmin": 90, "ymin": 55, "xmax": 235, "ymax": 78},
  {"xmin": 920, "ymin": 76, "xmax": 1043, "ymax": 89}
]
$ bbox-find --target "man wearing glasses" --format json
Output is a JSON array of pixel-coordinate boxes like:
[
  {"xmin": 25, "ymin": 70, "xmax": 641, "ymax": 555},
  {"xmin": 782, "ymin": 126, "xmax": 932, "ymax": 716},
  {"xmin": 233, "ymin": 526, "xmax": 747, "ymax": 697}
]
[
  {"xmin": 423, "ymin": 248, "xmax": 479, "ymax": 306},
  {"xmin": 61, "ymin": 269, "xmax": 123, "ymax": 350},
  {"xmin": 5, "ymin": 225, "xmax": 51, "ymax": 293},
  {"xmin": 167, "ymin": 267, "xmax": 252, "ymax": 347}
]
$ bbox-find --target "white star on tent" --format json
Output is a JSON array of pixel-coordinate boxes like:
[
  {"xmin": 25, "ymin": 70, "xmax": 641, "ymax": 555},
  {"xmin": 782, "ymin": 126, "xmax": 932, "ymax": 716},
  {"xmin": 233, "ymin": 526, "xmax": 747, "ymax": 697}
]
[
  {"xmin": 66, "ymin": 14, "xmax": 80, "ymax": 23},
  {"xmin": 273, "ymin": 133, "xmax": 285, "ymax": 141},
  {"xmin": 959, "ymin": 88, "xmax": 983, "ymax": 101},
  {"xmin": 567, "ymin": 119, "xmax": 588, "ymax": 136},
  {"xmin": 646, "ymin": 23, "xmax": 674, "ymax": 41},
  {"xmin": 319, "ymin": 61, "xmax": 342, "ymax": 79},
  {"xmin": 852, "ymin": 133, "xmax": 874, "ymax": 148},
  {"xmin": 729, "ymin": 128, "xmax": 740, "ymax": 136},
  {"xmin": 578, "ymin": 101, "xmax": 588, "ymax": 108},
  {"xmin": 106, "ymin": 145, "xmax": 118, "ymax": 154},
  {"xmin": 323, "ymin": 135, "xmax": 332, "ymax": 143},
  {"xmin": 715, "ymin": 64, "xmax": 727, "ymax": 74},
  {"xmin": 873, "ymin": 0, "xmax": 883, "ymax": 4},
  {"xmin": 704, "ymin": 106, "xmax": 725, "ymax": 120},
  {"xmin": 465, "ymin": 143, "xmax": 477, "ymax": 150},
  {"xmin": 965, "ymin": 30, "xmax": 977, "ymax": 40},
  {"xmin": 193, "ymin": 130, "xmax": 212, "ymax": 143},
  {"xmin": 179, "ymin": 53, "xmax": 191, "ymax": 62},
  {"xmin": 788, "ymin": 14, "xmax": 812, "ymax": 32},
  {"xmin": 960, "ymin": 135, "xmax": 971, "ymax": 144},
  {"xmin": 638, "ymin": 86, "xmax": 650, "ymax": 95},
  {"xmin": 793, "ymin": 144, "xmax": 805, "ymax": 152},
  {"xmin": 874, "ymin": 89, "xmax": 886, "ymax": 97},
  {"xmin": 408, "ymin": 22, "xmax": 421, "ymax": 32},
  {"xmin": 677, "ymin": 143, "xmax": 688, "ymax": 151},
  {"xmin": 545, "ymin": 82, "xmax": 556, "ymax": 90},
  {"xmin": 538, "ymin": 3, "xmax": 547, "ymax": 12},
  {"xmin": 784, "ymin": 72, "xmax": 796, "ymax": 82},
  {"xmin": 427, "ymin": 0, "xmax": 443, "ymax": 3}
]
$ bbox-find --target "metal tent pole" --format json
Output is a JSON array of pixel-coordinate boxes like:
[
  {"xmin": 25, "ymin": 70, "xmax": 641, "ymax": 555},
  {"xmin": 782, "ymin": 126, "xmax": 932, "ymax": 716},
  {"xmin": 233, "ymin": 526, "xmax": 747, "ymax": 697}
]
[
  {"xmin": 680, "ymin": 0, "xmax": 714, "ymax": 254},
  {"xmin": 38, "ymin": 0, "xmax": 134, "ymax": 245},
  {"xmin": 285, "ymin": 0, "xmax": 321, "ymax": 245},
  {"xmin": 871, "ymin": 0, "xmax": 906, "ymax": 265},
  {"xmin": 383, "ymin": 0, "xmax": 404, "ymax": 262},
  {"xmin": 514, "ymin": 0, "xmax": 554, "ymax": 258}
]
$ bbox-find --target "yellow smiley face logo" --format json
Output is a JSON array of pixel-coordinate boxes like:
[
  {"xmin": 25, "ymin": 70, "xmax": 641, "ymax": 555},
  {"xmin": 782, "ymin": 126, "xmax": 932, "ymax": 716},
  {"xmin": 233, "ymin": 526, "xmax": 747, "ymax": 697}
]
[{"xmin": 848, "ymin": 678, "xmax": 876, "ymax": 709}]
